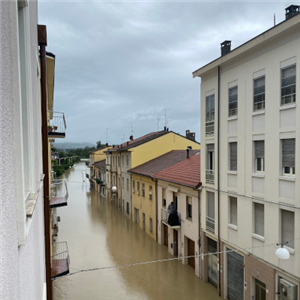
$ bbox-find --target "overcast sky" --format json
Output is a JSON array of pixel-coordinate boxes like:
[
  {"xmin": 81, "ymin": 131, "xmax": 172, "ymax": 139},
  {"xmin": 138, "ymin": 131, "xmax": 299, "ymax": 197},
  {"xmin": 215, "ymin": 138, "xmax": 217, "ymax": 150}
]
[{"xmin": 39, "ymin": 0, "xmax": 291, "ymax": 146}]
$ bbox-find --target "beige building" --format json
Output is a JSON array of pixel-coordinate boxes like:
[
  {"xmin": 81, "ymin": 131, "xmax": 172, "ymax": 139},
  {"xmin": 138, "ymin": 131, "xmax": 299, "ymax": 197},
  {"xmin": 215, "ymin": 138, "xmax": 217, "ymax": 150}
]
[{"xmin": 193, "ymin": 5, "xmax": 300, "ymax": 300}]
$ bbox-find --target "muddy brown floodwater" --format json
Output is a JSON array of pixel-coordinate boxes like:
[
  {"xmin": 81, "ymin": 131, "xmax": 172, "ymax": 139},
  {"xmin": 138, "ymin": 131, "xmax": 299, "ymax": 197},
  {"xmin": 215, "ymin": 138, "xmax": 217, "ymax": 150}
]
[{"xmin": 53, "ymin": 162, "xmax": 219, "ymax": 300}]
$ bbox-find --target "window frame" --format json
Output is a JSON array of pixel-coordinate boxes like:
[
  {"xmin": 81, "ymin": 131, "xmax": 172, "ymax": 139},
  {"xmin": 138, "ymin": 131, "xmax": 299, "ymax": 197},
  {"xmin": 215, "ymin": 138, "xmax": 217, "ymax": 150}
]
[
  {"xmin": 281, "ymin": 209, "xmax": 295, "ymax": 249},
  {"xmin": 229, "ymin": 196, "xmax": 237, "ymax": 226},
  {"xmin": 228, "ymin": 86, "xmax": 238, "ymax": 117},
  {"xmin": 229, "ymin": 142, "xmax": 237, "ymax": 172},
  {"xmin": 253, "ymin": 202, "xmax": 264, "ymax": 237},
  {"xmin": 162, "ymin": 188, "xmax": 166, "ymax": 207},
  {"xmin": 149, "ymin": 185, "xmax": 152, "ymax": 201},
  {"xmin": 186, "ymin": 196, "xmax": 192, "ymax": 219},
  {"xmin": 132, "ymin": 180, "xmax": 135, "ymax": 193},
  {"xmin": 205, "ymin": 94, "xmax": 215, "ymax": 135},
  {"xmin": 254, "ymin": 140, "xmax": 265, "ymax": 173},
  {"xmin": 142, "ymin": 183, "xmax": 145, "ymax": 197},
  {"xmin": 253, "ymin": 76, "xmax": 265, "ymax": 111},
  {"xmin": 282, "ymin": 139, "xmax": 295, "ymax": 176},
  {"xmin": 281, "ymin": 64, "xmax": 296, "ymax": 105}
]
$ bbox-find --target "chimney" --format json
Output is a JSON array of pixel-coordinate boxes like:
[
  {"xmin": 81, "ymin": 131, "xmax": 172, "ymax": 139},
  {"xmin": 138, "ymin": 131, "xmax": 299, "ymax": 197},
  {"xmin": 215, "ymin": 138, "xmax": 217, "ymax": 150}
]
[
  {"xmin": 186, "ymin": 130, "xmax": 196, "ymax": 141},
  {"xmin": 164, "ymin": 126, "xmax": 167, "ymax": 131},
  {"xmin": 221, "ymin": 40, "xmax": 231, "ymax": 56},
  {"xmin": 285, "ymin": 5, "xmax": 300, "ymax": 20},
  {"xmin": 186, "ymin": 147, "xmax": 190, "ymax": 159},
  {"xmin": 129, "ymin": 135, "xmax": 133, "ymax": 141}
]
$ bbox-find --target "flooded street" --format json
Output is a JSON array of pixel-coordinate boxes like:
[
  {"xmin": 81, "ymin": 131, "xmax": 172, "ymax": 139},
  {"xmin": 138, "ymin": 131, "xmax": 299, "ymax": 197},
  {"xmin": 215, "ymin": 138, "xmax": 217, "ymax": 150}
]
[{"xmin": 53, "ymin": 162, "xmax": 218, "ymax": 300}]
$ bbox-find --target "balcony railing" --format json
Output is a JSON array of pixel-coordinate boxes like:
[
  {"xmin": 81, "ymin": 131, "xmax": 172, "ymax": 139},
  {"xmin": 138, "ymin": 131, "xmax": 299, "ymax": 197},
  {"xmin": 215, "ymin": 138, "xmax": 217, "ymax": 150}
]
[
  {"xmin": 48, "ymin": 111, "xmax": 66, "ymax": 138},
  {"xmin": 50, "ymin": 180, "xmax": 69, "ymax": 208},
  {"xmin": 206, "ymin": 216, "xmax": 215, "ymax": 233},
  {"xmin": 206, "ymin": 169, "xmax": 215, "ymax": 183},
  {"xmin": 161, "ymin": 208, "xmax": 181, "ymax": 227},
  {"xmin": 51, "ymin": 242, "xmax": 70, "ymax": 279}
]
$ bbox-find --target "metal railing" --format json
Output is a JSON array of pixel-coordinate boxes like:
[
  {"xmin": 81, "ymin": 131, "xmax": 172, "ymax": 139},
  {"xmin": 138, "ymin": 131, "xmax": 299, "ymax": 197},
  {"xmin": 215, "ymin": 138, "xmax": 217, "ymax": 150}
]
[
  {"xmin": 51, "ymin": 241, "xmax": 70, "ymax": 267},
  {"xmin": 48, "ymin": 110, "xmax": 67, "ymax": 135},
  {"xmin": 161, "ymin": 208, "xmax": 181, "ymax": 225},
  {"xmin": 50, "ymin": 180, "xmax": 69, "ymax": 207},
  {"xmin": 206, "ymin": 216, "xmax": 215, "ymax": 233},
  {"xmin": 206, "ymin": 122, "xmax": 214, "ymax": 135},
  {"xmin": 253, "ymin": 101, "xmax": 265, "ymax": 111},
  {"xmin": 206, "ymin": 169, "xmax": 215, "ymax": 183}
]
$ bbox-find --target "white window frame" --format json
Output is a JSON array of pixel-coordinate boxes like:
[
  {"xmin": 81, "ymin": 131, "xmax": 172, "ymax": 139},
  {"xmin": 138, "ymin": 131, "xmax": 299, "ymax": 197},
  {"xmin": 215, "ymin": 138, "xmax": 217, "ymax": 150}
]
[
  {"xmin": 253, "ymin": 202, "xmax": 264, "ymax": 237},
  {"xmin": 149, "ymin": 185, "xmax": 152, "ymax": 201},
  {"xmin": 254, "ymin": 140, "xmax": 265, "ymax": 173},
  {"xmin": 228, "ymin": 86, "xmax": 238, "ymax": 117},
  {"xmin": 206, "ymin": 94, "xmax": 215, "ymax": 135},
  {"xmin": 186, "ymin": 196, "xmax": 192, "ymax": 219},
  {"xmin": 253, "ymin": 76, "xmax": 265, "ymax": 111},
  {"xmin": 229, "ymin": 196, "xmax": 237, "ymax": 226},
  {"xmin": 282, "ymin": 139, "xmax": 295, "ymax": 176},
  {"xmin": 281, "ymin": 64, "xmax": 296, "ymax": 105}
]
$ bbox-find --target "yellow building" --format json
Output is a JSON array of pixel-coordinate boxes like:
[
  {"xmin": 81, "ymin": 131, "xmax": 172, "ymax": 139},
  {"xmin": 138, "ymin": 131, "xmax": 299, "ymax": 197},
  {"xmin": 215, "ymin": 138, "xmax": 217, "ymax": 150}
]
[
  {"xmin": 128, "ymin": 150, "xmax": 200, "ymax": 240},
  {"xmin": 89, "ymin": 146, "xmax": 111, "ymax": 178},
  {"xmin": 105, "ymin": 129, "xmax": 200, "ymax": 218}
]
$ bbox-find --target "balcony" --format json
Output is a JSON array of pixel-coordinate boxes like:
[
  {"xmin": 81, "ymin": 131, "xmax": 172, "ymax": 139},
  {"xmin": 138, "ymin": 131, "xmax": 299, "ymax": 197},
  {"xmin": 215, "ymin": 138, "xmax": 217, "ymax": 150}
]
[
  {"xmin": 161, "ymin": 208, "xmax": 181, "ymax": 228},
  {"xmin": 50, "ymin": 180, "xmax": 69, "ymax": 208},
  {"xmin": 206, "ymin": 169, "xmax": 215, "ymax": 183},
  {"xmin": 51, "ymin": 242, "xmax": 70, "ymax": 279},
  {"xmin": 206, "ymin": 216, "xmax": 215, "ymax": 233},
  {"xmin": 48, "ymin": 111, "xmax": 66, "ymax": 138}
]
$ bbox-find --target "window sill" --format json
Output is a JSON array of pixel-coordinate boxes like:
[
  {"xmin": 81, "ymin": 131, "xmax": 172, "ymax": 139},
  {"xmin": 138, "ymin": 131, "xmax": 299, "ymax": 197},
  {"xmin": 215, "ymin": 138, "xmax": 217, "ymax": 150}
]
[
  {"xmin": 227, "ymin": 171, "xmax": 237, "ymax": 175},
  {"xmin": 252, "ymin": 173, "xmax": 265, "ymax": 178},
  {"xmin": 186, "ymin": 217, "xmax": 193, "ymax": 222},
  {"xmin": 25, "ymin": 193, "xmax": 39, "ymax": 218},
  {"xmin": 252, "ymin": 110, "xmax": 265, "ymax": 116},
  {"xmin": 228, "ymin": 224, "xmax": 238, "ymax": 231},
  {"xmin": 280, "ymin": 103, "xmax": 296, "ymax": 111},
  {"xmin": 252, "ymin": 233, "xmax": 265, "ymax": 242},
  {"xmin": 279, "ymin": 175, "xmax": 295, "ymax": 182},
  {"xmin": 228, "ymin": 115, "xmax": 238, "ymax": 121}
]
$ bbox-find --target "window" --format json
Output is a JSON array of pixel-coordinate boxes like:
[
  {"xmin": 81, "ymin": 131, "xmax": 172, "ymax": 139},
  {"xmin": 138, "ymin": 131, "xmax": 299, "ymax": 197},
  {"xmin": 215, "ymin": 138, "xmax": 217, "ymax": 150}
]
[
  {"xmin": 186, "ymin": 196, "xmax": 192, "ymax": 219},
  {"xmin": 229, "ymin": 86, "xmax": 238, "ymax": 116},
  {"xmin": 253, "ymin": 76, "xmax": 265, "ymax": 111},
  {"xmin": 162, "ymin": 188, "xmax": 166, "ymax": 207},
  {"xmin": 122, "ymin": 177, "xmax": 124, "ymax": 188},
  {"xmin": 254, "ymin": 203, "xmax": 264, "ymax": 237},
  {"xmin": 282, "ymin": 139, "xmax": 295, "ymax": 175},
  {"xmin": 142, "ymin": 183, "xmax": 145, "ymax": 197},
  {"xmin": 126, "ymin": 155, "xmax": 129, "ymax": 167},
  {"xmin": 132, "ymin": 180, "xmax": 135, "ymax": 193},
  {"xmin": 206, "ymin": 94, "xmax": 215, "ymax": 134},
  {"xmin": 126, "ymin": 202, "xmax": 129, "ymax": 214},
  {"xmin": 122, "ymin": 155, "xmax": 124, "ymax": 165},
  {"xmin": 206, "ymin": 144, "xmax": 215, "ymax": 183},
  {"xmin": 118, "ymin": 157, "xmax": 120, "ymax": 167},
  {"xmin": 254, "ymin": 141, "xmax": 264, "ymax": 172},
  {"xmin": 137, "ymin": 182, "xmax": 140, "ymax": 195},
  {"xmin": 149, "ymin": 185, "xmax": 152, "ymax": 201},
  {"xmin": 206, "ymin": 192, "xmax": 215, "ymax": 233},
  {"xmin": 229, "ymin": 142, "xmax": 237, "ymax": 171},
  {"xmin": 281, "ymin": 210, "xmax": 294, "ymax": 249},
  {"xmin": 127, "ymin": 178, "xmax": 129, "ymax": 191},
  {"xmin": 229, "ymin": 197, "xmax": 237, "ymax": 226},
  {"xmin": 281, "ymin": 64, "xmax": 296, "ymax": 105},
  {"xmin": 149, "ymin": 218, "xmax": 153, "ymax": 233}
]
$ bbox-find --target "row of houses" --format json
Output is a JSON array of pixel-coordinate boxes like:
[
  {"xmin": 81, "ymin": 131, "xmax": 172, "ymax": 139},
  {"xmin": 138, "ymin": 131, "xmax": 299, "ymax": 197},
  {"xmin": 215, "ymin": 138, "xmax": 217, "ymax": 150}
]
[
  {"xmin": 89, "ymin": 5, "xmax": 300, "ymax": 300},
  {"xmin": 0, "ymin": 1, "xmax": 69, "ymax": 299}
]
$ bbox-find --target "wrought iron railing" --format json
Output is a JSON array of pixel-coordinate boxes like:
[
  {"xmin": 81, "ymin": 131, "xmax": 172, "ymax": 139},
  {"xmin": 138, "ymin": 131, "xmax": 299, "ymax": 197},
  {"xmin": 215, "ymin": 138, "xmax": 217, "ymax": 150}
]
[
  {"xmin": 50, "ymin": 180, "xmax": 69, "ymax": 208},
  {"xmin": 161, "ymin": 208, "xmax": 181, "ymax": 225},
  {"xmin": 206, "ymin": 169, "xmax": 215, "ymax": 183},
  {"xmin": 205, "ymin": 121, "xmax": 214, "ymax": 135},
  {"xmin": 48, "ymin": 111, "xmax": 67, "ymax": 137},
  {"xmin": 206, "ymin": 216, "xmax": 215, "ymax": 233},
  {"xmin": 51, "ymin": 241, "xmax": 70, "ymax": 277}
]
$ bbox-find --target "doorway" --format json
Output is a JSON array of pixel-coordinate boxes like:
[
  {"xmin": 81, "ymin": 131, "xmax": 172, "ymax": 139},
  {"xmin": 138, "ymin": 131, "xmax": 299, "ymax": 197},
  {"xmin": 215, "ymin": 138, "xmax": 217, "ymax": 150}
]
[
  {"xmin": 142, "ymin": 213, "xmax": 145, "ymax": 230},
  {"xmin": 187, "ymin": 238, "xmax": 195, "ymax": 269},
  {"xmin": 255, "ymin": 279, "xmax": 266, "ymax": 300},
  {"xmin": 163, "ymin": 224, "xmax": 168, "ymax": 247},
  {"xmin": 173, "ymin": 230, "xmax": 178, "ymax": 256}
]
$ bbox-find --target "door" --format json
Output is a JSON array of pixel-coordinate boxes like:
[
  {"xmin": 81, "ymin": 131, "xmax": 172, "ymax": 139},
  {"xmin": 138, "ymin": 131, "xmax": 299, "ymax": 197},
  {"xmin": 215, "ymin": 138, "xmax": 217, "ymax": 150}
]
[
  {"xmin": 142, "ymin": 213, "xmax": 145, "ymax": 230},
  {"xmin": 134, "ymin": 208, "xmax": 139, "ymax": 223},
  {"xmin": 173, "ymin": 230, "xmax": 178, "ymax": 256},
  {"xmin": 255, "ymin": 279, "xmax": 266, "ymax": 300},
  {"xmin": 227, "ymin": 250, "xmax": 244, "ymax": 300},
  {"xmin": 163, "ymin": 224, "xmax": 168, "ymax": 247},
  {"xmin": 187, "ymin": 238, "xmax": 195, "ymax": 269},
  {"xmin": 208, "ymin": 238, "xmax": 218, "ymax": 288}
]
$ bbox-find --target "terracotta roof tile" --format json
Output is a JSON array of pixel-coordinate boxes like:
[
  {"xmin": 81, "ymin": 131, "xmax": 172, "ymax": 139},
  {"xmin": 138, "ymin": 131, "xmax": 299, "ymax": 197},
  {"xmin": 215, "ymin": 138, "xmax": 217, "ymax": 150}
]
[
  {"xmin": 154, "ymin": 153, "xmax": 201, "ymax": 188},
  {"xmin": 128, "ymin": 150, "xmax": 200, "ymax": 178},
  {"xmin": 93, "ymin": 159, "xmax": 106, "ymax": 168}
]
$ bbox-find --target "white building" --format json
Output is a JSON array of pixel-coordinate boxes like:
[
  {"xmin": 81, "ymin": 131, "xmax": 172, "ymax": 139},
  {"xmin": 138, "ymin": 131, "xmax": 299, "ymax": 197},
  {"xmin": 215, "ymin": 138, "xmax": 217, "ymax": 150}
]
[
  {"xmin": 0, "ymin": 1, "xmax": 46, "ymax": 299},
  {"xmin": 193, "ymin": 5, "xmax": 300, "ymax": 300}
]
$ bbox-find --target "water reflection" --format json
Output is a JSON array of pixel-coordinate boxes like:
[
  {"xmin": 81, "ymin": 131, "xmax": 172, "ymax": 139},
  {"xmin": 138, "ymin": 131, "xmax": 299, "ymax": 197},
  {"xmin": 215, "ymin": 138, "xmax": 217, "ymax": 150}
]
[{"xmin": 53, "ymin": 162, "xmax": 218, "ymax": 300}]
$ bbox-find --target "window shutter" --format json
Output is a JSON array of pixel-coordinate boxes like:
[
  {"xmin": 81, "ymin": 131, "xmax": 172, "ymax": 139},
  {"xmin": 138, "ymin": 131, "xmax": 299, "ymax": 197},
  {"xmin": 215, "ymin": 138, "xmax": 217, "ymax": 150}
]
[
  {"xmin": 207, "ymin": 144, "xmax": 214, "ymax": 152},
  {"xmin": 207, "ymin": 192, "xmax": 215, "ymax": 219},
  {"xmin": 282, "ymin": 210, "xmax": 294, "ymax": 248},
  {"xmin": 255, "ymin": 141, "xmax": 264, "ymax": 158},
  {"xmin": 230, "ymin": 142, "xmax": 237, "ymax": 171},
  {"xmin": 254, "ymin": 203, "xmax": 264, "ymax": 236},
  {"xmin": 230, "ymin": 197, "xmax": 237, "ymax": 226},
  {"xmin": 282, "ymin": 139, "xmax": 295, "ymax": 167}
]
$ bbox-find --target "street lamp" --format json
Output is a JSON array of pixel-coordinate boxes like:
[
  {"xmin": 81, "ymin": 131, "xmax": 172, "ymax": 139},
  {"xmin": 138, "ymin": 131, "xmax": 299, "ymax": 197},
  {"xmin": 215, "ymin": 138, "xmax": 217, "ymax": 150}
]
[{"xmin": 275, "ymin": 242, "xmax": 290, "ymax": 259}]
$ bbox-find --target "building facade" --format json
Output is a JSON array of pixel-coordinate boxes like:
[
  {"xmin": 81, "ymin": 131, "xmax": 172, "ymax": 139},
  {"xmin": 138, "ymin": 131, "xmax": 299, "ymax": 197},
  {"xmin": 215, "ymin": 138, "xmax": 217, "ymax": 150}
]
[{"xmin": 193, "ymin": 5, "xmax": 300, "ymax": 299}]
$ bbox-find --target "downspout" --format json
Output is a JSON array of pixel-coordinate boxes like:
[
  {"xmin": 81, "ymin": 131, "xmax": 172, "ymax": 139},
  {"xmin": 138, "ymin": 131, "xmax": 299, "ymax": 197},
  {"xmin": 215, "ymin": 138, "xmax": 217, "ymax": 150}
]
[
  {"xmin": 217, "ymin": 65, "xmax": 221, "ymax": 297},
  {"xmin": 154, "ymin": 178, "xmax": 158, "ymax": 242},
  {"xmin": 198, "ymin": 186, "xmax": 202, "ymax": 279},
  {"xmin": 38, "ymin": 25, "xmax": 52, "ymax": 300}
]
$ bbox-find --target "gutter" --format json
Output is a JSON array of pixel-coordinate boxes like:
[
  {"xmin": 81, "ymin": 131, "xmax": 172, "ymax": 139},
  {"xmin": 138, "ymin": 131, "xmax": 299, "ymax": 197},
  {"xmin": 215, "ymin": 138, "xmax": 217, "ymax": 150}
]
[{"xmin": 38, "ymin": 24, "xmax": 52, "ymax": 300}]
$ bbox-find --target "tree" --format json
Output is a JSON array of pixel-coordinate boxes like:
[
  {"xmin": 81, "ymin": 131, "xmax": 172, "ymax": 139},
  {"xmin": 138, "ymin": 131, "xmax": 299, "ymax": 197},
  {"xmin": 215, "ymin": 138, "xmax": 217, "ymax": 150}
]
[{"xmin": 96, "ymin": 141, "xmax": 102, "ymax": 149}]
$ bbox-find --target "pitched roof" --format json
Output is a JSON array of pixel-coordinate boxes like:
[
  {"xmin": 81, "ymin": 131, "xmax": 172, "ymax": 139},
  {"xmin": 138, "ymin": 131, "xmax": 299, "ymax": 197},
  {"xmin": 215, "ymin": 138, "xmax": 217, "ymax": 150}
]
[
  {"xmin": 107, "ymin": 130, "xmax": 169, "ymax": 152},
  {"xmin": 128, "ymin": 150, "xmax": 200, "ymax": 177},
  {"xmin": 94, "ymin": 159, "xmax": 106, "ymax": 168},
  {"xmin": 154, "ymin": 153, "xmax": 201, "ymax": 188}
]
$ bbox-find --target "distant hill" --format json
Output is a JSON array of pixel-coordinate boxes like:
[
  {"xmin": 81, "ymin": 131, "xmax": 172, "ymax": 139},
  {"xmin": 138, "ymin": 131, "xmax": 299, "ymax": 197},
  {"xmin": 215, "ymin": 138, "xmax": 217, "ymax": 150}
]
[{"xmin": 54, "ymin": 142, "xmax": 95, "ymax": 150}]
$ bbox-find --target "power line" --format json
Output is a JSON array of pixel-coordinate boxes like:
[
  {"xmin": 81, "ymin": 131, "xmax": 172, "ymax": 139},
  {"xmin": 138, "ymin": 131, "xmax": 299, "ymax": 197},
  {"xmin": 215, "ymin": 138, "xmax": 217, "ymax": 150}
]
[{"xmin": 52, "ymin": 237, "xmax": 300, "ymax": 281}]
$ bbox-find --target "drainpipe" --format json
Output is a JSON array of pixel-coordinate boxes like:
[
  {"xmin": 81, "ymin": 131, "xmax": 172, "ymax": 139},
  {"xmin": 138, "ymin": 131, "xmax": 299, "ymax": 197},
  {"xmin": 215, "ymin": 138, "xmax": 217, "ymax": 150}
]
[
  {"xmin": 217, "ymin": 65, "xmax": 221, "ymax": 297},
  {"xmin": 198, "ymin": 186, "xmax": 202, "ymax": 279},
  {"xmin": 38, "ymin": 25, "xmax": 52, "ymax": 300}
]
